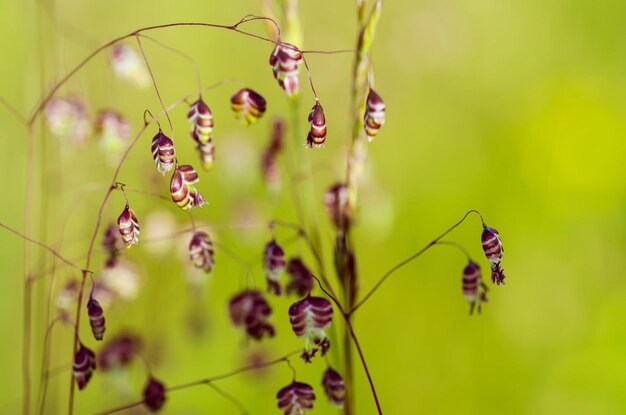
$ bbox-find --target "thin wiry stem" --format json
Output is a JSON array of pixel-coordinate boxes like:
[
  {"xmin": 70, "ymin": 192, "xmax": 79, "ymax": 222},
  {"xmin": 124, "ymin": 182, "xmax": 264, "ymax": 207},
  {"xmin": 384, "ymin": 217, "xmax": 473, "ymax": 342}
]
[
  {"xmin": 350, "ymin": 210, "xmax": 484, "ymax": 314},
  {"xmin": 0, "ymin": 96, "xmax": 28, "ymax": 127},
  {"xmin": 434, "ymin": 240, "xmax": 472, "ymax": 261}
]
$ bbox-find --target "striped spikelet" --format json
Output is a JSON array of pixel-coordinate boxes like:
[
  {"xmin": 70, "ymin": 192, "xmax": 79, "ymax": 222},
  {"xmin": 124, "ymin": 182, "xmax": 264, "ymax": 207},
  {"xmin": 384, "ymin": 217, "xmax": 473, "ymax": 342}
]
[
  {"xmin": 73, "ymin": 343, "xmax": 96, "ymax": 390},
  {"xmin": 87, "ymin": 297, "xmax": 106, "ymax": 341},
  {"xmin": 231, "ymin": 88, "xmax": 267, "ymax": 126},
  {"xmin": 306, "ymin": 101, "xmax": 327, "ymax": 148},
  {"xmin": 189, "ymin": 231, "xmax": 214, "ymax": 274},
  {"xmin": 276, "ymin": 381, "xmax": 315, "ymax": 415},
  {"xmin": 117, "ymin": 206, "xmax": 140, "ymax": 247},
  {"xmin": 269, "ymin": 43, "xmax": 303, "ymax": 97},
  {"xmin": 150, "ymin": 130, "xmax": 175, "ymax": 174},
  {"xmin": 364, "ymin": 88, "xmax": 385, "ymax": 141},
  {"xmin": 187, "ymin": 98, "xmax": 214, "ymax": 144},
  {"xmin": 169, "ymin": 164, "xmax": 206, "ymax": 211},
  {"xmin": 462, "ymin": 261, "xmax": 488, "ymax": 315}
]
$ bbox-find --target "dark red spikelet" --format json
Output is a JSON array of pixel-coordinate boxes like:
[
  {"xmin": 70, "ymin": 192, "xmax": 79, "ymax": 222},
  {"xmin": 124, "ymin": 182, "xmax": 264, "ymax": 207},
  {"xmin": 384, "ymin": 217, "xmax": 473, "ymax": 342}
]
[
  {"xmin": 364, "ymin": 88, "xmax": 386, "ymax": 141},
  {"xmin": 324, "ymin": 183, "xmax": 350, "ymax": 229},
  {"xmin": 463, "ymin": 260, "xmax": 489, "ymax": 315},
  {"xmin": 306, "ymin": 101, "xmax": 327, "ymax": 148},
  {"xmin": 322, "ymin": 367, "xmax": 345, "ymax": 407},
  {"xmin": 269, "ymin": 43, "xmax": 303, "ymax": 97},
  {"xmin": 286, "ymin": 257, "xmax": 313, "ymax": 297},
  {"xmin": 289, "ymin": 295, "xmax": 333, "ymax": 360},
  {"xmin": 276, "ymin": 381, "xmax": 315, "ymax": 414},
  {"xmin": 263, "ymin": 240, "xmax": 286, "ymax": 295},
  {"xmin": 98, "ymin": 333, "xmax": 142, "ymax": 371},
  {"xmin": 73, "ymin": 343, "xmax": 96, "ymax": 390},
  {"xmin": 189, "ymin": 231, "xmax": 215, "ymax": 274},
  {"xmin": 228, "ymin": 290, "xmax": 275, "ymax": 340},
  {"xmin": 117, "ymin": 206, "xmax": 140, "ymax": 247},
  {"xmin": 143, "ymin": 377, "xmax": 167, "ymax": 412},
  {"xmin": 170, "ymin": 164, "xmax": 206, "ymax": 211},
  {"xmin": 481, "ymin": 225, "xmax": 506, "ymax": 285},
  {"xmin": 102, "ymin": 224, "xmax": 121, "ymax": 267},
  {"xmin": 87, "ymin": 297, "xmax": 106, "ymax": 341},
  {"xmin": 187, "ymin": 98, "xmax": 213, "ymax": 144},
  {"xmin": 260, "ymin": 119, "xmax": 285, "ymax": 190},
  {"xmin": 231, "ymin": 88, "xmax": 267, "ymax": 126},
  {"xmin": 150, "ymin": 130, "xmax": 175, "ymax": 174}
]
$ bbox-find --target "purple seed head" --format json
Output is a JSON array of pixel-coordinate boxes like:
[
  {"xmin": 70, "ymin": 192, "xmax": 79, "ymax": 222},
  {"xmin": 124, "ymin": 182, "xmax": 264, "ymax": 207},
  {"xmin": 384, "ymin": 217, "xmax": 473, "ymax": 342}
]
[
  {"xmin": 462, "ymin": 260, "xmax": 489, "ymax": 315},
  {"xmin": 306, "ymin": 101, "xmax": 327, "ymax": 148},
  {"xmin": 263, "ymin": 240, "xmax": 286, "ymax": 295},
  {"xmin": 87, "ymin": 297, "xmax": 106, "ymax": 341},
  {"xmin": 170, "ymin": 164, "xmax": 206, "ymax": 211},
  {"xmin": 481, "ymin": 226, "xmax": 506, "ymax": 285},
  {"xmin": 150, "ymin": 130, "xmax": 175, "ymax": 175},
  {"xmin": 322, "ymin": 367, "xmax": 345, "ymax": 407},
  {"xmin": 269, "ymin": 43, "xmax": 303, "ymax": 97},
  {"xmin": 189, "ymin": 231, "xmax": 215, "ymax": 274},
  {"xmin": 276, "ymin": 381, "xmax": 315, "ymax": 414},
  {"xmin": 364, "ymin": 88, "xmax": 386, "ymax": 141},
  {"xmin": 228, "ymin": 290, "xmax": 275, "ymax": 340},
  {"xmin": 73, "ymin": 343, "xmax": 96, "ymax": 390},
  {"xmin": 117, "ymin": 206, "xmax": 140, "ymax": 247},
  {"xmin": 98, "ymin": 333, "xmax": 142, "ymax": 371},
  {"xmin": 286, "ymin": 257, "xmax": 313, "ymax": 297},
  {"xmin": 143, "ymin": 377, "xmax": 167, "ymax": 412},
  {"xmin": 289, "ymin": 295, "xmax": 333, "ymax": 359},
  {"xmin": 324, "ymin": 183, "xmax": 350, "ymax": 229},
  {"xmin": 231, "ymin": 88, "xmax": 267, "ymax": 126},
  {"xmin": 187, "ymin": 98, "xmax": 213, "ymax": 144}
]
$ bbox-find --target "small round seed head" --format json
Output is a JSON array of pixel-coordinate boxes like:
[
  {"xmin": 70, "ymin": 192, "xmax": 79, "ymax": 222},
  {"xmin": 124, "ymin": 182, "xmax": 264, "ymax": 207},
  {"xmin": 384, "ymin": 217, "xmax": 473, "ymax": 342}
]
[
  {"xmin": 463, "ymin": 260, "xmax": 489, "ymax": 314},
  {"xmin": 150, "ymin": 130, "xmax": 175, "ymax": 175},
  {"xmin": 231, "ymin": 88, "xmax": 267, "ymax": 126},
  {"xmin": 170, "ymin": 164, "xmax": 206, "ymax": 211},
  {"xmin": 269, "ymin": 43, "xmax": 303, "ymax": 97},
  {"xmin": 324, "ymin": 183, "xmax": 350, "ymax": 229},
  {"xmin": 286, "ymin": 257, "xmax": 313, "ymax": 297},
  {"xmin": 188, "ymin": 231, "xmax": 215, "ymax": 274},
  {"xmin": 322, "ymin": 367, "xmax": 345, "ymax": 407},
  {"xmin": 276, "ymin": 381, "xmax": 315, "ymax": 414},
  {"xmin": 289, "ymin": 295, "xmax": 334, "ymax": 359},
  {"xmin": 263, "ymin": 240, "xmax": 286, "ymax": 295},
  {"xmin": 306, "ymin": 101, "xmax": 327, "ymax": 148},
  {"xmin": 143, "ymin": 377, "xmax": 166, "ymax": 412},
  {"xmin": 73, "ymin": 343, "xmax": 96, "ymax": 390},
  {"xmin": 98, "ymin": 333, "xmax": 142, "ymax": 371},
  {"xmin": 117, "ymin": 206, "xmax": 140, "ymax": 247},
  {"xmin": 44, "ymin": 97, "xmax": 91, "ymax": 145},
  {"xmin": 194, "ymin": 136, "xmax": 215, "ymax": 170},
  {"xmin": 187, "ymin": 98, "xmax": 214, "ymax": 144},
  {"xmin": 481, "ymin": 226, "xmax": 506, "ymax": 285},
  {"xmin": 228, "ymin": 290, "xmax": 275, "ymax": 340},
  {"xmin": 87, "ymin": 297, "xmax": 106, "ymax": 341},
  {"xmin": 364, "ymin": 88, "xmax": 386, "ymax": 141}
]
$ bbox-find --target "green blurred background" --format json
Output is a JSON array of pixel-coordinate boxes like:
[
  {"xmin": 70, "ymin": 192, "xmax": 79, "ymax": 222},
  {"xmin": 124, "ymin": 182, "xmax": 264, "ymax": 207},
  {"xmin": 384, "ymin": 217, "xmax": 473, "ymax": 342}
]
[{"xmin": 2, "ymin": 0, "xmax": 626, "ymax": 414}]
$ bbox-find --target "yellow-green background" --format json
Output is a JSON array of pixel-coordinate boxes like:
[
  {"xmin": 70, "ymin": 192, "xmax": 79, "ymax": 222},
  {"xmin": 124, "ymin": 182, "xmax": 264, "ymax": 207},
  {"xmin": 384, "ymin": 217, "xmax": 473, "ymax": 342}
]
[{"xmin": 1, "ymin": 0, "xmax": 626, "ymax": 414}]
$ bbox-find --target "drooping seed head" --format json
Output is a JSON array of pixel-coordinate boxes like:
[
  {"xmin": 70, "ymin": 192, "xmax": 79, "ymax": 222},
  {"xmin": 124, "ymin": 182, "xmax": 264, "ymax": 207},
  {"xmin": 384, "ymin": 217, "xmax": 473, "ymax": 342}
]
[
  {"xmin": 364, "ymin": 88, "xmax": 386, "ymax": 141},
  {"xmin": 73, "ymin": 343, "xmax": 96, "ymax": 390},
  {"xmin": 481, "ymin": 226, "xmax": 506, "ymax": 285},
  {"xmin": 98, "ymin": 333, "xmax": 142, "ymax": 371},
  {"xmin": 87, "ymin": 297, "xmax": 106, "ymax": 341},
  {"xmin": 228, "ymin": 290, "xmax": 275, "ymax": 340},
  {"xmin": 231, "ymin": 88, "xmax": 267, "ymax": 126},
  {"xmin": 117, "ymin": 206, "xmax": 140, "ymax": 247},
  {"xmin": 95, "ymin": 110, "xmax": 131, "ymax": 159},
  {"xmin": 194, "ymin": 137, "xmax": 215, "ymax": 170},
  {"xmin": 150, "ymin": 130, "xmax": 175, "ymax": 174},
  {"xmin": 462, "ymin": 260, "xmax": 489, "ymax": 315},
  {"xmin": 187, "ymin": 98, "xmax": 214, "ymax": 144},
  {"xmin": 143, "ymin": 377, "xmax": 166, "ymax": 412},
  {"xmin": 289, "ymin": 295, "xmax": 333, "ymax": 358},
  {"xmin": 306, "ymin": 101, "xmax": 327, "ymax": 148},
  {"xmin": 324, "ymin": 183, "xmax": 350, "ymax": 229},
  {"xmin": 44, "ymin": 97, "xmax": 91, "ymax": 145},
  {"xmin": 322, "ymin": 367, "xmax": 345, "ymax": 407},
  {"xmin": 188, "ymin": 231, "xmax": 214, "ymax": 274},
  {"xmin": 110, "ymin": 44, "xmax": 150, "ymax": 88},
  {"xmin": 170, "ymin": 164, "xmax": 206, "ymax": 211},
  {"xmin": 276, "ymin": 381, "xmax": 315, "ymax": 414},
  {"xmin": 264, "ymin": 240, "xmax": 286, "ymax": 295},
  {"xmin": 102, "ymin": 224, "xmax": 122, "ymax": 266},
  {"xmin": 286, "ymin": 258, "xmax": 313, "ymax": 297},
  {"xmin": 269, "ymin": 43, "xmax": 303, "ymax": 97}
]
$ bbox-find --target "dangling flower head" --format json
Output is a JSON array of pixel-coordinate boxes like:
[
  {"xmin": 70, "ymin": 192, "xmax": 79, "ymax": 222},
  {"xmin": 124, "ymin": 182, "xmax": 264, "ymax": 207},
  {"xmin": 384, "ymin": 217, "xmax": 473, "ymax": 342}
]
[
  {"xmin": 269, "ymin": 43, "xmax": 303, "ymax": 97},
  {"xmin": 188, "ymin": 98, "xmax": 213, "ymax": 144},
  {"xmin": 324, "ymin": 183, "xmax": 350, "ymax": 230},
  {"xmin": 95, "ymin": 110, "xmax": 131, "ymax": 160},
  {"xmin": 462, "ymin": 261, "xmax": 489, "ymax": 315},
  {"xmin": 306, "ymin": 101, "xmax": 327, "ymax": 148},
  {"xmin": 286, "ymin": 258, "xmax": 313, "ymax": 297},
  {"xmin": 228, "ymin": 290, "xmax": 275, "ymax": 340},
  {"xmin": 87, "ymin": 297, "xmax": 106, "ymax": 341},
  {"xmin": 264, "ymin": 240, "xmax": 286, "ymax": 295},
  {"xmin": 143, "ymin": 377, "xmax": 166, "ymax": 412},
  {"xmin": 195, "ymin": 138, "xmax": 215, "ymax": 171},
  {"xmin": 289, "ymin": 294, "xmax": 333, "ymax": 361},
  {"xmin": 98, "ymin": 333, "xmax": 142, "ymax": 371},
  {"xmin": 231, "ymin": 88, "xmax": 267, "ymax": 126},
  {"xmin": 364, "ymin": 88, "xmax": 386, "ymax": 141},
  {"xmin": 44, "ymin": 97, "xmax": 91, "ymax": 145},
  {"xmin": 277, "ymin": 381, "xmax": 315, "ymax": 414},
  {"xmin": 73, "ymin": 343, "xmax": 96, "ymax": 390},
  {"xmin": 110, "ymin": 44, "xmax": 150, "ymax": 88},
  {"xmin": 188, "ymin": 231, "xmax": 215, "ymax": 274},
  {"xmin": 150, "ymin": 130, "xmax": 175, "ymax": 174},
  {"xmin": 481, "ymin": 226, "xmax": 506, "ymax": 285},
  {"xmin": 322, "ymin": 367, "xmax": 345, "ymax": 407},
  {"xmin": 117, "ymin": 206, "xmax": 140, "ymax": 247},
  {"xmin": 170, "ymin": 164, "xmax": 206, "ymax": 211}
]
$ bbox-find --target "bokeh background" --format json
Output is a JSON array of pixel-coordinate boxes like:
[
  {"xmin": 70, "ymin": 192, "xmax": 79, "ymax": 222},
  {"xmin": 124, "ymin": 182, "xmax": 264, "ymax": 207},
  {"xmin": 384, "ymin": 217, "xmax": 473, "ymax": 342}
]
[{"xmin": 1, "ymin": 0, "xmax": 626, "ymax": 414}]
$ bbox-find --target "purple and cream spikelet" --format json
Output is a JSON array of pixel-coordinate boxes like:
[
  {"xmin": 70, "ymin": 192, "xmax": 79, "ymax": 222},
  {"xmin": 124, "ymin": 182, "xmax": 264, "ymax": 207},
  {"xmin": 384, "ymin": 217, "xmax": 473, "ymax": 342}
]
[
  {"xmin": 481, "ymin": 225, "xmax": 506, "ymax": 285},
  {"xmin": 117, "ymin": 206, "xmax": 140, "ymax": 247},
  {"xmin": 286, "ymin": 257, "xmax": 313, "ymax": 297},
  {"xmin": 364, "ymin": 88, "xmax": 386, "ymax": 141},
  {"xmin": 188, "ymin": 231, "xmax": 214, "ymax": 274},
  {"xmin": 306, "ymin": 101, "xmax": 327, "ymax": 148},
  {"xmin": 269, "ymin": 43, "xmax": 303, "ymax": 97},
  {"xmin": 150, "ymin": 130, "xmax": 175, "ymax": 174},
  {"xmin": 322, "ymin": 367, "xmax": 345, "ymax": 407},
  {"xmin": 188, "ymin": 98, "xmax": 214, "ymax": 144},
  {"xmin": 87, "ymin": 297, "xmax": 106, "ymax": 341},
  {"xmin": 289, "ymin": 294, "xmax": 333, "ymax": 360},
  {"xmin": 98, "ymin": 334, "xmax": 141, "ymax": 371},
  {"xmin": 264, "ymin": 240, "xmax": 286, "ymax": 295},
  {"xmin": 228, "ymin": 290, "xmax": 275, "ymax": 340},
  {"xmin": 324, "ymin": 183, "xmax": 350, "ymax": 229},
  {"xmin": 73, "ymin": 343, "xmax": 96, "ymax": 390},
  {"xmin": 231, "ymin": 88, "xmax": 267, "ymax": 126},
  {"xmin": 195, "ymin": 137, "xmax": 215, "ymax": 171},
  {"xmin": 170, "ymin": 164, "xmax": 206, "ymax": 211},
  {"xmin": 462, "ymin": 261, "xmax": 489, "ymax": 315},
  {"xmin": 143, "ymin": 377, "xmax": 166, "ymax": 412},
  {"xmin": 102, "ymin": 223, "xmax": 122, "ymax": 267},
  {"xmin": 276, "ymin": 381, "xmax": 315, "ymax": 414},
  {"xmin": 44, "ymin": 97, "xmax": 91, "ymax": 145}
]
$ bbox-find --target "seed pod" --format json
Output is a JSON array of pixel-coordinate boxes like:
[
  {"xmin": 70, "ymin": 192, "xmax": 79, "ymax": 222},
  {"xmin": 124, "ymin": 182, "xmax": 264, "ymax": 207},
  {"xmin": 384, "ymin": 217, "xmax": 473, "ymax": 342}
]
[
  {"xmin": 322, "ymin": 367, "xmax": 345, "ymax": 407},
  {"xmin": 150, "ymin": 130, "xmax": 175, "ymax": 174},
  {"xmin": 363, "ymin": 88, "xmax": 386, "ymax": 141},
  {"xmin": 324, "ymin": 183, "xmax": 350, "ymax": 229},
  {"xmin": 263, "ymin": 240, "xmax": 286, "ymax": 295},
  {"xmin": 286, "ymin": 257, "xmax": 313, "ymax": 297},
  {"xmin": 231, "ymin": 88, "xmax": 267, "ymax": 126},
  {"xmin": 189, "ymin": 231, "xmax": 214, "ymax": 274},
  {"xmin": 229, "ymin": 290, "xmax": 275, "ymax": 340},
  {"xmin": 277, "ymin": 381, "xmax": 315, "ymax": 414},
  {"xmin": 187, "ymin": 98, "xmax": 213, "ymax": 144},
  {"xmin": 481, "ymin": 226, "xmax": 506, "ymax": 285},
  {"xmin": 462, "ymin": 261, "xmax": 488, "ymax": 315},
  {"xmin": 44, "ymin": 97, "xmax": 91, "ymax": 145},
  {"xmin": 117, "ymin": 206, "xmax": 140, "ymax": 247},
  {"xmin": 194, "ymin": 137, "xmax": 215, "ymax": 171},
  {"xmin": 110, "ymin": 44, "xmax": 150, "ymax": 88},
  {"xmin": 289, "ymin": 295, "xmax": 333, "ymax": 358},
  {"xmin": 269, "ymin": 43, "xmax": 303, "ymax": 97},
  {"xmin": 73, "ymin": 343, "xmax": 96, "ymax": 390},
  {"xmin": 143, "ymin": 377, "xmax": 166, "ymax": 412},
  {"xmin": 170, "ymin": 164, "xmax": 206, "ymax": 211},
  {"xmin": 87, "ymin": 297, "xmax": 106, "ymax": 341},
  {"xmin": 98, "ymin": 334, "xmax": 142, "ymax": 371},
  {"xmin": 306, "ymin": 101, "xmax": 327, "ymax": 148}
]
